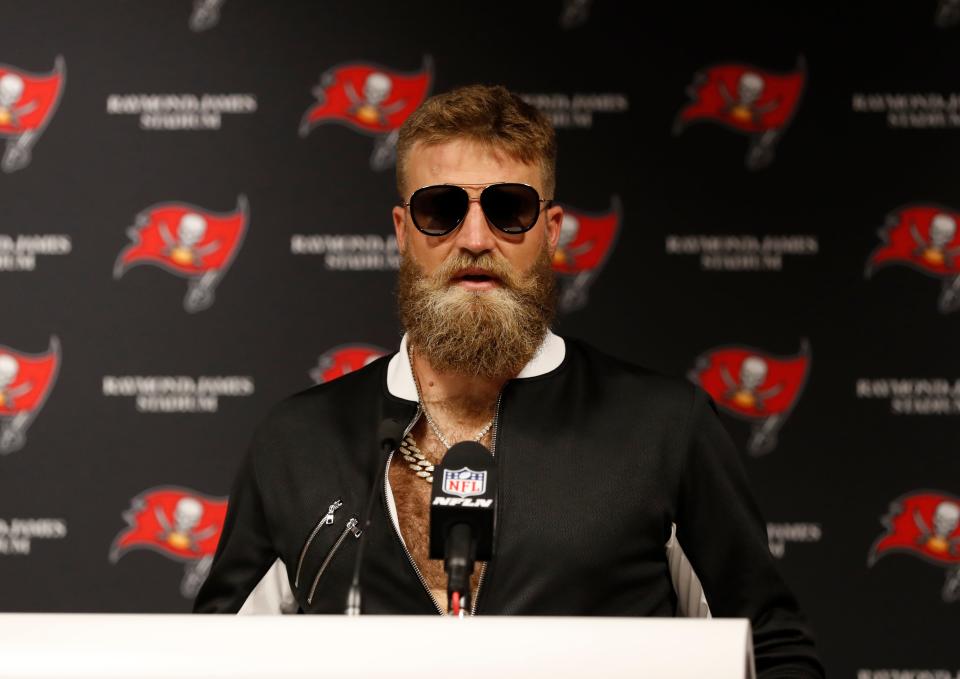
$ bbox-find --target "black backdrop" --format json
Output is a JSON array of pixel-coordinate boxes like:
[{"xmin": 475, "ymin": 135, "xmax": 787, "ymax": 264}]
[{"xmin": 1, "ymin": 1, "xmax": 958, "ymax": 676}]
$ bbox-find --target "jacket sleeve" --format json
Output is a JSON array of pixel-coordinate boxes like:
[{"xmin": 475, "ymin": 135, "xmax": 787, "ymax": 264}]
[
  {"xmin": 193, "ymin": 443, "xmax": 293, "ymax": 613},
  {"xmin": 674, "ymin": 388, "xmax": 825, "ymax": 679}
]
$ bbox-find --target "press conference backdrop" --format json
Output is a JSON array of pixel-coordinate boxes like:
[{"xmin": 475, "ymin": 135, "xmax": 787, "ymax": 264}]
[{"xmin": 0, "ymin": 1, "xmax": 957, "ymax": 676}]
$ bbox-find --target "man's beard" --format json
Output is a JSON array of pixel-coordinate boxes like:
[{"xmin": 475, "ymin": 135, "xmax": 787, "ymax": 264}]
[{"xmin": 397, "ymin": 246, "xmax": 557, "ymax": 380}]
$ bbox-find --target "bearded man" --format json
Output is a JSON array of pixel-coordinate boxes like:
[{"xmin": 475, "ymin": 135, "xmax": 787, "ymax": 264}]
[{"xmin": 194, "ymin": 85, "xmax": 824, "ymax": 679}]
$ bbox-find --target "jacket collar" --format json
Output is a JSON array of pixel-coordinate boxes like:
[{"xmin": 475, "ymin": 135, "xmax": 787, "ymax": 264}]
[{"xmin": 386, "ymin": 331, "xmax": 566, "ymax": 402}]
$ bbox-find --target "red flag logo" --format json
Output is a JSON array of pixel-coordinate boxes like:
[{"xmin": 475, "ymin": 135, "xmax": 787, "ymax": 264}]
[
  {"xmin": 870, "ymin": 491, "xmax": 960, "ymax": 566},
  {"xmin": 674, "ymin": 58, "xmax": 805, "ymax": 169},
  {"xmin": 300, "ymin": 59, "xmax": 431, "ymax": 136},
  {"xmin": 113, "ymin": 196, "xmax": 248, "ymax": 312},
  {"xmin": 299, "ymin": 57, "xmax": 432, "ymax": 170},
  {"xmin": 0, "ymin": 56, "xmax": 65, "ymax": 173},
  {"xmin": 678, "ymin": 64, "xmax": 804, "ymax": 133},
  {"xmin": 0, "ymin": 337, "xmax": 60, "ymax": 455},
  {"xmin": 866, "ymin": 204, "xmax": 960, "ymax": 314},
  {"xmin": 310, "ymin": 344, "xmax": 387, "ymax": 384},
  {"xmin": 553, "ymin": 197, "xmax": 621, "ymax": 312},
  {"xmin": 869, "ymin": 490, "xmax": 960, "ymax": 602},
  {"xmin": 110, "ymin": 487, "xmax": 227, "ymax": 562},
  {"xmin": 0, "ymin": 342, "xmax": 59, "ymax": 416},
  {"xmin": 868, "ymin": 206, "xmax": 960, "ymax": 276},
  {"xmin": 0, "ymin": 58, "xmax": 64, "ymax": 136},
  {"xmin": 110, "ymin": 486, "xmax": 228, "ymax": 599},
  {"xmin": 689, "ymin": 341, "xmax": 810, "ymax": 455}
]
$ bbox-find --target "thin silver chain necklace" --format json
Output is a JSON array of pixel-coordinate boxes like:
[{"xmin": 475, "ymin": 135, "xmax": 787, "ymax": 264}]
[{"xmin": 403, "ymin": 345, "xmax": 493, "ymax": 484}]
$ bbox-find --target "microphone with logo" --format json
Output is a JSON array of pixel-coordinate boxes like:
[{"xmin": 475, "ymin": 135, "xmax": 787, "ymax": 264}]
[{"xmin": 429, "ymin": 441, "xmax": 496, "ymax": 617}]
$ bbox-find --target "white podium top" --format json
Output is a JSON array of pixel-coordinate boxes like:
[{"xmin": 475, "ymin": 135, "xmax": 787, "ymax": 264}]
[{"xmin": 0, "ymin": 614, "xmax": 754, "ymax": 679}]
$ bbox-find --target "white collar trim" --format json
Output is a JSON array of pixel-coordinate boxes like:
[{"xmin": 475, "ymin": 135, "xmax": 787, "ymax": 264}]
[{"xmin": 386, "ymin": 331, "xmax": 565, "ymax": 402}]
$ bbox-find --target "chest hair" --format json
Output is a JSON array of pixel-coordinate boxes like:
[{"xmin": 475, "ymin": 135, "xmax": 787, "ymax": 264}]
[{"xmin": 389, "ymin": 418, "xmax": 483, "ymax": 611}]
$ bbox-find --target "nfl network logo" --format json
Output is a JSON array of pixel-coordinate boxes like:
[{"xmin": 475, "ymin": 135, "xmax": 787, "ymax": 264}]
[{"xmin": 442, "ymin": 468, "xmax": 487, "ymax": 498}]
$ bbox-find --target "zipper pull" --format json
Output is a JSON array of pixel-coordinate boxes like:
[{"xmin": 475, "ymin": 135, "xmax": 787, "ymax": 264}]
[
  {"xmin": 346, "ymin": 517, "xmax": 362, "ymax": 538},
  {"xmin": 322, "ymin": 499, "xmax": 343, "ymax": 525}
]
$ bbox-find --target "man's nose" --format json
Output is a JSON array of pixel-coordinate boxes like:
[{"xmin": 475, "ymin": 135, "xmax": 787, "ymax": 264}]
[{"xmin": 454, "ymin": 199, "xmax": 496, "ymax": 254}]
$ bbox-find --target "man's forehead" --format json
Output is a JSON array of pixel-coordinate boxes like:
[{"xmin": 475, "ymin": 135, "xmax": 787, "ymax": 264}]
[{"xmin": 407, "ymin": 139, "xmax": 541, "ymax": 189}]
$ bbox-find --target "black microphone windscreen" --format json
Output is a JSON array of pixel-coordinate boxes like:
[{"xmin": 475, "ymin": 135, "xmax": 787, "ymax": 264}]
[{"xmin": 429, "ymin": 441, "xmax": 497, "ymax": 561}]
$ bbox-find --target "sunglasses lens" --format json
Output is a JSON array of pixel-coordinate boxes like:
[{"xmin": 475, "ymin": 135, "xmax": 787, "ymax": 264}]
[
  {"xmin": 481, "ymin": 184, "xmax": 541, "ymax": 234},
  {"xmin": 410, "ymin": 186, "xmax": 468, "ymax": 235}
]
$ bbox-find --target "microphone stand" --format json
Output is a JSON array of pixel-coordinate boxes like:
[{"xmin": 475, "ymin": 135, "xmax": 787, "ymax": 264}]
[
  {"xmin": 430, "ymin": 441, "xmax": 496, "ymax": 618},
  {"xmin": 444, "ymin": 523, "xmax": 476, "ymax": 617},
  {"xmin": 345, "ymin": 419, "xmax": 403, "ymax": 615}
]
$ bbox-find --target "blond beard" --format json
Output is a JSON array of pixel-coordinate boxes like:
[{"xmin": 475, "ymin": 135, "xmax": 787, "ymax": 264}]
[{"xmin": 397, "ymin": 246, "xmax": 556, "ymax": 380}]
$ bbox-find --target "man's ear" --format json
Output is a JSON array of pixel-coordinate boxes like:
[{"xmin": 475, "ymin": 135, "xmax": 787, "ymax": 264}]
[
  {"xmin": 544, "ymin": 203, "xmax": 563, "ymax": 255},
  {"xmin": 393, "ymin": 205, "xmax": 408, "ymax": 253}
]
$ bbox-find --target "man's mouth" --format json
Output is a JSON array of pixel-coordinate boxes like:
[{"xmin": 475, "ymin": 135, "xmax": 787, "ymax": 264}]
[{"xmin": 450, "ymin": 267, "xmax": 502, "ymax": 290}]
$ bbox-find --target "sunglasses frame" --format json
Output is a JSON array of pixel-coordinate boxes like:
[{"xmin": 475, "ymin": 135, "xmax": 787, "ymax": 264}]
[{"xmin": 401, "ymin": 182, "xmax": 553, "ymax": 237}]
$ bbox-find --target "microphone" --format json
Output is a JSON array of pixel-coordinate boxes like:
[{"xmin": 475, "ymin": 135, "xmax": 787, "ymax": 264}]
[
  {"xmin": 429, "ymin": 441, "xmax": 497, "ymax": 616},
  {"xmin": 344, "ymin": 417, "xmax": 406, "ymax": 615}
]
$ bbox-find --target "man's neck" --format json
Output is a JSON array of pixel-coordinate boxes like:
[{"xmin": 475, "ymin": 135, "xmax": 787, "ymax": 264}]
[{"xmin": 410, "ymin": 348, "xmax": 507, "ymax": 413}]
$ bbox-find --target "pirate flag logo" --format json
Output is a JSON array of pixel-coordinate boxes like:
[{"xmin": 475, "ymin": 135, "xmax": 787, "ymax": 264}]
[
  {"xmin": 688, "ymin": 340, "xmax": 810, "ymax": 456},
  {"xmin": 553, "ymin": 197, "xmax": 621, "ymax": 313},
  {"xmin": 113, "ymin": 195, "xmax": 248, "ymax": 313},
  {"xmin": 866, "ymin": 204, "xmax": 960, "ymax": 314},
  {"xmin": 299, "ymin": 57, "xmax": 433, "ymax": 171},
  {"xmin": 0, "ymin": 337, "xmax": 60, "ymax": 456},
  {"xmin": 674, "ymin": 58, "xmax": 805, "ymax": 170},
  {"xmin": 189, "ymin": 0, "xmax": 225, "ymax": 31},
  {"xmin": 310, "ymin": 344, "xmax": 387, "ymax": 384},
  {"xmin": 869, "ymin": 491, "xmax": 960, "ymax": 602},
  {"xmin": 0, "ymin": 56, "xmax": 65, "ymax": 173},
  {"xmin": 110, "ymin": 486, "xmax": 228, "ymax": 599}
]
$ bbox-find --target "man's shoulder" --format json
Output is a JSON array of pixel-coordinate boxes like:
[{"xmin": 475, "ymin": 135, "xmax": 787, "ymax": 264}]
[{"xmin": 561, "ymin": 336, "xmax": 700, "ymax": 405}]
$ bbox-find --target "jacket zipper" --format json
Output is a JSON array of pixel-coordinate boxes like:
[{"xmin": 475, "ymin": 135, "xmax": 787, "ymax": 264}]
[
  {"xmin": 386, "ymin": 393, "xmax": 503, "ymax": 617},
  {"xmin": 294, "ymin": 498, "xmax": 342, "ymax": 588},
  {"xmin": 306, "ymin": 516, "xmax": 362, "ymax": 605}
]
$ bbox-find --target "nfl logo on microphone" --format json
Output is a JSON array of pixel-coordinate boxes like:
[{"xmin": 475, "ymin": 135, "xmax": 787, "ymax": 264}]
[{"xmin": 442, "ymin": 468, "xmax": 487, "ymax": 498}]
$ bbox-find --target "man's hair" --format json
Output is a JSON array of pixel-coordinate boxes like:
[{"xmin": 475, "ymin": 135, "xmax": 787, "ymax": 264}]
[{"xmin": 396, "ymin": 84, "xmax": 557, "ymax": 199}]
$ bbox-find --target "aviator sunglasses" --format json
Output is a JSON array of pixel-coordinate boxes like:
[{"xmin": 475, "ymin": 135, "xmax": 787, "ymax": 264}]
[{"xmin": 401, "ymin": 183, "xmax": 552, "ymax": 236}]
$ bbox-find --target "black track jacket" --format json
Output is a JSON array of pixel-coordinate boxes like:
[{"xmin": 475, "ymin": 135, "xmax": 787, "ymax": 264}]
[{"xmin": 194, "ymin": 333, "xmax": 824, "ymax": 679}]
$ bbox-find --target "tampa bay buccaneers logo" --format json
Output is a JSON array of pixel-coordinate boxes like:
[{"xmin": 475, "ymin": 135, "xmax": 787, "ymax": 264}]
[
  {"xmin": 113, "ymin": 196, "xmax": 248, "ymax": 313},
  {"xmin": 866, "ymin": 204, "xmax": 960, "ymax": 314},
  {"xmin": 553, "ymin": 197, "xmax": 621, "ymax": 313},
  {"xmin": 674, "ymin": 58, "xmax": 805, "ymax": 170},
  {"xmin": 688, "ymin": 341, "xmax": 810, "ymax": 456},
  {"xmin": 310, "ymin": 344, "xmax": 387, "ymax": 384},
  {"xmin": 869, "ymin": 490, "xmax": 960, "ymax": 602},
  {"xmin": 110, "ymin": 486, "xmax": 227, "ymax": 599},
  {"xmin": 0, "ymin": 337, "xmax": 60, "ymax": 456},
  {"xmin": 0, "ymin": 56, "xmax": 65, "ymax": 173},
  {"xmin": 299, "ymin": 57, "xmax": 432, "ymax": 171}
]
